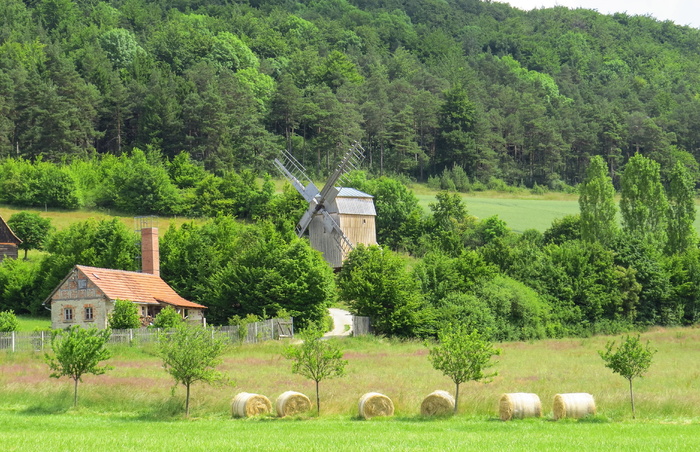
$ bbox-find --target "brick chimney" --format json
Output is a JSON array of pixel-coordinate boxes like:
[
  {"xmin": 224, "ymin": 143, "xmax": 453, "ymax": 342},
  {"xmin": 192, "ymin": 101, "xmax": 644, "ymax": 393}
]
[{"xmin": 141, "ymin": 227, "xmax": 159, "ymax": 276}]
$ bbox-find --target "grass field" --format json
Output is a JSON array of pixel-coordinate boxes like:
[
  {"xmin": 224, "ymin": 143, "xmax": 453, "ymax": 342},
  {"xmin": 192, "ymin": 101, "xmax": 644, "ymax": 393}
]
[
  {"xmin": 4, "ymin": 185, "xmax": 700, "ymax": 234},
  {"xmin": 0, "ymin": 205, "xmax": 203, "ymax": 232},
  {"xmin": 414, "ymin": 190, "xmax": 700, "ymax": 234},
  {"xmin": 1, "ymin": 328, "xmax": 699, "ymax": 450},
  {"xmin": 15, "ymin": 315, "xmax": 50, "ymax": 332}
]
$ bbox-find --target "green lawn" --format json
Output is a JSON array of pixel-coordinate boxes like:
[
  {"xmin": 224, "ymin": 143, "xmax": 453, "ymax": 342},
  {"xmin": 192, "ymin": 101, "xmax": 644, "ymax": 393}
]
[{"xmin": 0, "ymin": 410, "xmax": 698, "ymax": 451}]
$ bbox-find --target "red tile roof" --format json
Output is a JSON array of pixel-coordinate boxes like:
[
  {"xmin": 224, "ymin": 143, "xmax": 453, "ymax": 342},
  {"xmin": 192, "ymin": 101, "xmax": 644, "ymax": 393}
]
[{"xmin": 76, "ymin": 265, "xmax": 206, "ymax": 309}]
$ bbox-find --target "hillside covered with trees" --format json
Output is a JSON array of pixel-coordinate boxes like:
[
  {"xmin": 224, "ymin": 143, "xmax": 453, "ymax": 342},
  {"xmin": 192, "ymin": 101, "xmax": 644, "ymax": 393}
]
[{"xmin": 2, "ymin": 0, "xmax": 700, "ymax": 187}]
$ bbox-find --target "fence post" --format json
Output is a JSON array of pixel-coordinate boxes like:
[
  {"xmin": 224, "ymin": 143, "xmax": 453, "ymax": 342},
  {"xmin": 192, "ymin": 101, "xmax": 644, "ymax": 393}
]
[
  {"xmin": 12, "ymin": 331, "xmax": 15, "ymax": 353},
  {"xmin": 41, "ymin": 331, "xmax": 45, "ymax": 351},
  {"xmin": 129, "ymin": 329, "xmax": 133, "ymax": 342}
]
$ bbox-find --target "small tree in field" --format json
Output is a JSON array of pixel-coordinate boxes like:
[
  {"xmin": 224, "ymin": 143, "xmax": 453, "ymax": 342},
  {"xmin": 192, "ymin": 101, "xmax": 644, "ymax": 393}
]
[
  {"xmin": 283, "ymin": 325, "xmax": 347, "ymax": 415},
  {"xmin": 0, "ymin": 310, "xmax": 19, "ymax": 332},
  {"xmin": 45, "ymin": 326, "xmax": 112, "ymax": 407},
  {"xmin": 153, "ymin": 306, "xmax": 182, "ymax": 329},
  {"xmin": 158, "ymin": 324, "xmax": 229, "ymax": 417},
  {"xmin": 108, "ymin": 299, "xmax": 141, "ymax": 329},
  {"xmin": 428, "ymin": 324, "xmax": 501, "ymax": 413},
  {"xmin": 599, "ymin": 334, "xmax": 655, "ymax": 419}
]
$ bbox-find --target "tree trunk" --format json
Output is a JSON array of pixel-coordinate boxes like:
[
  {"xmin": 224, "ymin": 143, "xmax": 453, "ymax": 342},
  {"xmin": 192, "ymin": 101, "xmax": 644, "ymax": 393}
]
[
  {"xmin": 186, "ymin": 383, "xmax": 191, "ymax": 417},
  {"xmin": 315, "ymin": 380, "xmax": 320, "ymax": 416},
  {"xmin": 629, "ymin": 378, "xmax": 635, "ymax": 419},
  {"xmin": 454, "ymin": 382, "xmax": 460, "ymax": 414},
  {"xmin": 73, "ymin": 377, "xmax": 79, "ymax": 407}
]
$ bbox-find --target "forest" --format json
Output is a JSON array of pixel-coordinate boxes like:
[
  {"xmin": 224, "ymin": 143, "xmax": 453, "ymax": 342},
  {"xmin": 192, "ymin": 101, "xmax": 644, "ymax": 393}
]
[
  {"xmin": 2, "ymin": 0, "xmax": 700, "ymax": 339},
  {"xmin": 2, "ymin": 0, "xmax": 700, "ymax": 186}
]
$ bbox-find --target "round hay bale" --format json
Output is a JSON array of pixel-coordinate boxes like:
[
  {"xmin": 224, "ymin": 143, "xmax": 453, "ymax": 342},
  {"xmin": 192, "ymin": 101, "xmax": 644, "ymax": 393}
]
[
  {"xmin": 553, "ymin": 393, "xmax": 596, "ymax": 420},
  {"xmin": 232, "ymin": 392, "xmax": 272, "ymax": 418},
  {"xmin": 499, "ymin": 393, "xmax": 542, "ymax": 421},
  {"xmin": 275, "ymin": 391, "xmax": 312, "ymax": 417},
  {"xmin": 358, "ymin": 392, "xmax": 394, "ymax": 419},
  {"xmin": 420, "ymin": 390, "xmax": 455, "ymax": 416}
]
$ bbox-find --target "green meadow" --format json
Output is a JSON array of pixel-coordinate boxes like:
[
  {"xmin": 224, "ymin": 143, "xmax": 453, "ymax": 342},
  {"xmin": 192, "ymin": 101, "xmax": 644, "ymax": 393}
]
[
  {"xmin": 1, "ymin": 328, "xmax": 699, "ymax": 450},
  {"xmin": 4, "ymin": 185, "xmax": 700, "ymax": 234}
]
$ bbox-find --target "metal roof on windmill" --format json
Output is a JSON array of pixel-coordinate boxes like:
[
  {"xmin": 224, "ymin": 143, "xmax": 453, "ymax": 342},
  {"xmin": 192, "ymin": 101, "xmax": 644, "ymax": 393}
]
[{"xmin": 274, "ymin": 142, "xmax": 377, "ymax": 269}]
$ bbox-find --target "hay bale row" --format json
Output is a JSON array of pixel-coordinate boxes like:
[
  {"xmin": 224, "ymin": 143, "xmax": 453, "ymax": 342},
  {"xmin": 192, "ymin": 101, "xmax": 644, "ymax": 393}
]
[
  {"xmin": 553, "ymin": 393, "xmax": 596, "ymax": 420},
  {"xmin": 499, "ymin": 393, "xmax": 542, "ymax": 421},
  {"xmin": 230, "ymin": 390, "xmax": 595, "ymax": 420},
  {"xmin": 358, "ymin": 392, "xmax": 394, "ymax": 419},
  {"xmin": 421, "ymin": 390, "xmax": 455, "ymax": 416},
  {"xmin": 232, "ymin": 392, "xmax": 272, "ymax": 418}
]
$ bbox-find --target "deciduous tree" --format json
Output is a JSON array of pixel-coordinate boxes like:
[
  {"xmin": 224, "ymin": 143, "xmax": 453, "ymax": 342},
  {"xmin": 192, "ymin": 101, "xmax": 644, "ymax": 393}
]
[
  {"xmin": 338, "ymin": 244, "xmax": 426, "ymax": 337},
  {"xmin": 620, "ymin": 154, "xmax": 668, "ymax": 248},
  {"xmin": 665, "ymin": 161, "xmax": 697, "ymax": 255},
  {"xmin": 45, "ymin": 326, "xmax": 112, "ymax": 407},
  {"xmin": 283, "ymin": 325, "xmax": 347, "ymax": 415},
  {"xmin": 599, "ymin": 334, "xmax": 655, "ymax": 418},
  {"xmin": 7, "ymin": 211, "xmax": 53, "ymax": 260},
  {"xmin": 579, "ymin": 155, "xmax": 617, "ymax": 245},
  {"xmin": 158, "ymin": 324, "xmax": 229, "ymax": 417},
  {"xmin": 427, "ymin": 324, "xmax": 501, "ymax": 413}
]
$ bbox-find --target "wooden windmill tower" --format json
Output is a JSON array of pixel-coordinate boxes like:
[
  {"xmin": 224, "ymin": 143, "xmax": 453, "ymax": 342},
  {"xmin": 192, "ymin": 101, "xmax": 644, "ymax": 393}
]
[{"xmin": 274, "ymin": 142, "xmax": 377, "ymax": 269}]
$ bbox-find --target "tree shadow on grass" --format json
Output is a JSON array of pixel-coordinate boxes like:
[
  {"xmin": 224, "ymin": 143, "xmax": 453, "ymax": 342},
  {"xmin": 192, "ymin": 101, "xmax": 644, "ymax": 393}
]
[{"xmin": 21, "ymin": 403, "xmax": 71, "ymax": 416}]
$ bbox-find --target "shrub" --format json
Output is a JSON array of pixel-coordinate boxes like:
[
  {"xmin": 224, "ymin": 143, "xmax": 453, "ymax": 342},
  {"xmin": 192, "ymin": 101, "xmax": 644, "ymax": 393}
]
[
  {"xmin": 477, "ymin": 275, "xmax": 554, "ymax": 341},
  {"xmin": 530, "ymin": 182, "xmax": 547, "ymax": 195},
  {"xmin": 109, "ymin": 300, "xmax": 141, "ymax": 329},
  {"xmin": 153, "ymin": 306, "xmax": 183, "ymax": 329},
  {"xmin": 0, "ymin": 310, "xmax": 19, "ymax": 332}
]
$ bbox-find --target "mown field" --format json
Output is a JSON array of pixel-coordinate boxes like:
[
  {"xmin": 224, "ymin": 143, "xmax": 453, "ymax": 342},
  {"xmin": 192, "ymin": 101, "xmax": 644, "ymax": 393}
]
[
  {"xmin": 1, "ymin": 328, "xmax": 699, "ymax": 450},
  {"xmin": 6, "ymin": 185, "xmax": 700, "ymax": 236}
]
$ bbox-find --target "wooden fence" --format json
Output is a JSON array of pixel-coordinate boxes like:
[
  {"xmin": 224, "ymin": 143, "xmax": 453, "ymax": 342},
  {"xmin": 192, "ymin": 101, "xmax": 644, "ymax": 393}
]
[
  {"xmin": 0, "ymin": 318, "xmax": 293, "ymax": 353},
  {"xmin": 352, "ymin": 316, "xmax": 372, "ymax": 336}
]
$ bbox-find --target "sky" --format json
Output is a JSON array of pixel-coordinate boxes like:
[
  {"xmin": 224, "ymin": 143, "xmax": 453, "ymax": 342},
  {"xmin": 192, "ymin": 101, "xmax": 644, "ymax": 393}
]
[{"xmin": 503, "ymin": 1, "xmax": 700, "ymax": 29}]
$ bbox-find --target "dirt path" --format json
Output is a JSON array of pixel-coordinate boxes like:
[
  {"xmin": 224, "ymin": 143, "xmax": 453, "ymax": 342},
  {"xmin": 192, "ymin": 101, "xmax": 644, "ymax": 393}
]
[{"xmin": 325, "ymin": 308, "xmax": 353, "ymax": 337}]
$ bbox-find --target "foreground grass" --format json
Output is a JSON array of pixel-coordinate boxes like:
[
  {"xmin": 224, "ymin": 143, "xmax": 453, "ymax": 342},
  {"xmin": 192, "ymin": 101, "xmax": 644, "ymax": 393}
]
[
  {"xmin": 0, "ymin": 409, "xmax": 698, "ymax": 451},
  {"xmin": 1, "ymin": 327, "xmax": 700, "ymax": 450}
]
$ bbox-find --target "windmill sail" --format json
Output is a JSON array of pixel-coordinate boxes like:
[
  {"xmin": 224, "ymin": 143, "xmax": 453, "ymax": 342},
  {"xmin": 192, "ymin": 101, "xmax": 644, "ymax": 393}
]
[{"xmin": 273, "ymin": 150, "xmax": 319, "ymax": 203}]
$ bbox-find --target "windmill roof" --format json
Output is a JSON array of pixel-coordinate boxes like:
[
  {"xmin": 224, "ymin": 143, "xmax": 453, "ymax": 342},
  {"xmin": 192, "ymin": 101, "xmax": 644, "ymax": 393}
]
[
  {"xmin": 334, "ymin": 196, "xmax": 376, "ymax": 216},
  {"xmin": 336, "ymin": 187, "xmax": 373, "ymax": 198},
  {"xmin": 45, "ymin": 265, "xmax": 206, "ymax": 309}
]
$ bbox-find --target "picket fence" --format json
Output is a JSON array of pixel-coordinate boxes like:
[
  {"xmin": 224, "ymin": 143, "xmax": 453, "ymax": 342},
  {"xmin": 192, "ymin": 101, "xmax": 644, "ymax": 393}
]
[{"xmin": 0, "ymin": 318, "xmax": 293, "ymax": 353}]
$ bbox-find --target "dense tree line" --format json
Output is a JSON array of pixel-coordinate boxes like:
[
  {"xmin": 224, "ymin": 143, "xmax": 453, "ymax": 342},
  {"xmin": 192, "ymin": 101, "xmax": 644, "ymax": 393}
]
[
  {"xmin": 3, "ymin": 155, "xmax": 698, "ymax": 340},
  {"xmin": 1, "ymin": 0, "xmax": 700, "ymax": 186}
]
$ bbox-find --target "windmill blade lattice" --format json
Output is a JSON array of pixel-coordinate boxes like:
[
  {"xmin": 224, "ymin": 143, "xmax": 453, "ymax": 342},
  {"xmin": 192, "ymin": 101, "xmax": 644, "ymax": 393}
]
[{"xmin": 273, "ymin": 150, "xmax": 319, "ymax": 203}]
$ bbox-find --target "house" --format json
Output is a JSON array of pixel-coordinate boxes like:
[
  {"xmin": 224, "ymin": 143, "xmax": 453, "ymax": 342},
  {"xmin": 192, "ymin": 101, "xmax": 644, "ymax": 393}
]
[
  {"xmin": 44, "ymin": 227, "xmax": 206, "ymax": 329},
  {"xmin": 0, "ymin": 215, "xmax": 21, "ymax": 262},
  {"xmin": 308, "ymin": 187, "xmax": 377, "ymax": 269}
]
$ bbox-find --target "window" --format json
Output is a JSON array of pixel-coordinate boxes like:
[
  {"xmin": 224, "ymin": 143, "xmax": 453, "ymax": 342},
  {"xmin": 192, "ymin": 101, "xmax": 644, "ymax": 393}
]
[
  {"xmin": 85, "ymin": 307, "xmax": 94, "ymax": 321},
  {"xmin": 78, "ymin": 279, "xmax": 87, "ymax": 289},
  {"xmin": 64, "ymin": 308, "xmax": 73, "ymax": 322}
]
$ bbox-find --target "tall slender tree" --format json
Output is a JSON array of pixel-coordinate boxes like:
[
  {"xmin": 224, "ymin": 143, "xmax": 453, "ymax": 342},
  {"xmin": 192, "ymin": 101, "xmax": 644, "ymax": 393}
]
[
  {"xmin": 619, "ymin": 154, "xmax": 669, "ymax": 248},
  {"xmin": 665, "ymin": 161, "xmax": 697, "ymax": 255},
  {"xmin": 579, "ymin": 155, "xmax": 618, "ymax": 245}
]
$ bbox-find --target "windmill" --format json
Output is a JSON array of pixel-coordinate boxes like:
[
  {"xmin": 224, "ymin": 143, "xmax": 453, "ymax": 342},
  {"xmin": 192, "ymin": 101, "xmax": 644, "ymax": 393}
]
[{"xmin": 274, "ymin": 142, "xmax": 377, "ymax": 269}]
